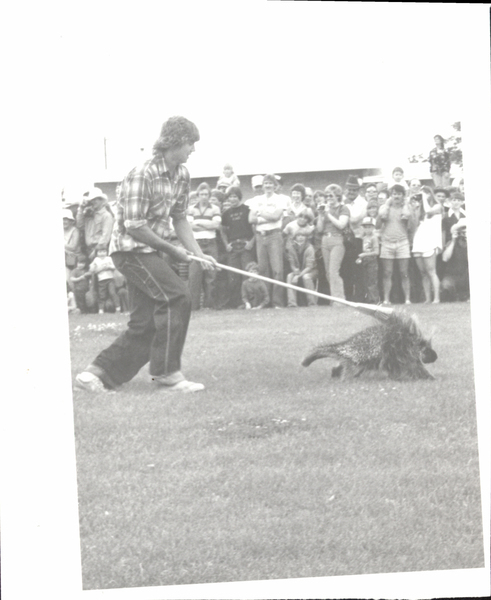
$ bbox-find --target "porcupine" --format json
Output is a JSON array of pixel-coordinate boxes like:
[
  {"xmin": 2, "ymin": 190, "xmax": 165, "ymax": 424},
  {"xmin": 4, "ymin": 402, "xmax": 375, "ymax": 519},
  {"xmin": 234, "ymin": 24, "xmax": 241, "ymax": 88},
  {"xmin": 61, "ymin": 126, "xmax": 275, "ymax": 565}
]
[{"xmin": 302, "ymin": 311, "xmax": 437, "ymax": 380}]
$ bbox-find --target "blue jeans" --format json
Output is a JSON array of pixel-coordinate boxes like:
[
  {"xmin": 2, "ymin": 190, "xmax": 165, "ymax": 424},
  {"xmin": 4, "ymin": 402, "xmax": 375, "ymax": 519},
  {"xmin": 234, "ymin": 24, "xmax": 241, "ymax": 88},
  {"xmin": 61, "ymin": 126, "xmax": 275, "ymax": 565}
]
[
  {"xmin": 93, "ymin": 251, "xmax": 191, "ymax": 386},
  {"xmin": 255, "ymin": 230, "xmax": 285, "ymax": 307},
  {"xmin": 226, "ymin": 245, "xmax": 255, "ymax": 308},
  {"xmin": 188, "ymin": 239, "xmax": 218, "ymax": 310},
  {"xmin": 321, "ymin": 235, "xmax": 345, "ymax": 300}
]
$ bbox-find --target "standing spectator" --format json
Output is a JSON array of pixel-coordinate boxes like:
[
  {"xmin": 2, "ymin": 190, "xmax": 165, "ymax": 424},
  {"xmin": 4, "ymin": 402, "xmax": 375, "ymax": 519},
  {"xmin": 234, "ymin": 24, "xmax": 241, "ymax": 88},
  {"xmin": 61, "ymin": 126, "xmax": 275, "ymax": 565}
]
[
  {"xmin": 285, "ymin": 183, "xmax": 308, "ymax": 222},
  {"xmin": 411, "ymin": 187, "xmax": 443, "ymax": 303},
  {"xmin": 316, "ymin": 184, "xmax": 350, "ymax": 301},
  {"xmin": 113, "ymin": 269, "xmax": 130, "ymax": 313},
  {"xmin": 356, "ymin": 216, "xmax": 380, "ymax": 304},
  {"xmin": 244, "ymin": 175, "xmax": 264, "ymax": 207},
  {"xmin": 364, "ymin": 183, "xmax": 379, "ymax": 203},
  {"xmin": 285, "ymin": 231, "xmax": 318, "ymax": 307},
  {"xmin": 248, "ymin": 173, "xmax": 285, "ymax": 308},
  {"xmin": 312, "ymin": 190, "xmax": 330, "ymax": 303},
  {"xmin": 341, "ymin": 175, "xmax": 367, "ymax": 301},
  {"xmin": 220, "ymin": 186, "xmax": 255, "ymax": 308},
  {"xmin": 304, "ymin": 187, "xmax": 315, "ymax": 213},
  {"xmin": 434, "ymin": 187, "xmax": 451, "ymax": 217},
  {"xmin": 63, "ymin": 208, "xmax": 81, "ymax": 287},
  {"xmin": 89, "ymin": 245, "xmax": 121, "ymax": 313},
  {"xmin": 216, "ymin": 163, "xmax": 240, "ymax": 191},
  {"xmin": 377, "ymin": 189, "xmax": 389, "ymax": 208},
  {"xmin": 441, "ymin": 220, "xmax": 469, "ymax": 302},
  {"xmin": 69, "ymin": 256, "xmax": 93, "ymax": 314},
  {"xmin": 76, "ymin": 188, "xmax": 114, "ymax": 260},
  {"xmin": 429, "ymin": 134, "xmax": 451, "ymax": 187},
  {"xmin": 188, "ymin": 182, "xmax": 222, "ymax": 310},
  {"xmin": 377, "ymin": 184, "xmax": 417, "ymax": 305},
  {"xmin": 76, "ymin": 115, "xmax": 216, "ymax": 394}
]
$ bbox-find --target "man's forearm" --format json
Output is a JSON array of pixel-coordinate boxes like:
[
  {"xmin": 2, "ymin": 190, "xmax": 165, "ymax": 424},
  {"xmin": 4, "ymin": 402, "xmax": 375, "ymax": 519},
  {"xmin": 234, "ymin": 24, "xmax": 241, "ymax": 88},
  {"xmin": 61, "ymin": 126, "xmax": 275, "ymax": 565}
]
[
  {"xmin": 172, "ymin": 217, "xmax": 205, "ymax": 256},
  {"xmin": 127, "ymin": 224, "xmax": 184, "ymax": 258}
]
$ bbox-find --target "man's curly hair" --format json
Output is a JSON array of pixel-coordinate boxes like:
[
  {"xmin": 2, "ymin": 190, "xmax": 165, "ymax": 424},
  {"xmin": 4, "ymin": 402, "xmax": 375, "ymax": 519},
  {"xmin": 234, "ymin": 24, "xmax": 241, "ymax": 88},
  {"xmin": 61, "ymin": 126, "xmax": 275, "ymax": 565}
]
[{"xmin": 152, "ymin": 116, "xmax": 200, "ymax": 155}]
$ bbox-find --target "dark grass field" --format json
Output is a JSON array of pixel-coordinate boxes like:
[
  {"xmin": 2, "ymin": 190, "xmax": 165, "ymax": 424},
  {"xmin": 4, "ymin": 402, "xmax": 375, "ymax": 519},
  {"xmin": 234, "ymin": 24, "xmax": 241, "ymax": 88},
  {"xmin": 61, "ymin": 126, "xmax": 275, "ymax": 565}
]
[{"xmin": 69, "ymin": 302, "xmax": 484, "ymax": 590}]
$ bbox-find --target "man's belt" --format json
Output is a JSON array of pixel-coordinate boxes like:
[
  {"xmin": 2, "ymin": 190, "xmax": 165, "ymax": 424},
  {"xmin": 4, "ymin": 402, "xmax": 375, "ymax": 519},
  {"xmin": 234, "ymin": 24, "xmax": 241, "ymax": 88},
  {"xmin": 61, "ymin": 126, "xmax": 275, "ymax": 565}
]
[{"xmin": 257, "ymin": 228, "xmax": 281, "ymax": 236}]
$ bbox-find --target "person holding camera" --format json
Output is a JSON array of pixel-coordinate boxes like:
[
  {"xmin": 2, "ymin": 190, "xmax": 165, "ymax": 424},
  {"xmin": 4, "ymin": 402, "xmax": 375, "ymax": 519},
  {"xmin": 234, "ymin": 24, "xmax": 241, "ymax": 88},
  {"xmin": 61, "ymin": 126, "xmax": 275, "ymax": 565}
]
[
  {"xmin": 411, "ymin": 186, "xmax": 443, "ymax": 304},
  {"xmin": 441, "ymin": 220, "xmax": 469, "ymax": 301},
  {"xmin": 316, "ymin": 184, "xmax": 350, "ymax": 301},
  {"xmin": 76, "ymin": 187, "xmax": 114, "ymax": 260}
]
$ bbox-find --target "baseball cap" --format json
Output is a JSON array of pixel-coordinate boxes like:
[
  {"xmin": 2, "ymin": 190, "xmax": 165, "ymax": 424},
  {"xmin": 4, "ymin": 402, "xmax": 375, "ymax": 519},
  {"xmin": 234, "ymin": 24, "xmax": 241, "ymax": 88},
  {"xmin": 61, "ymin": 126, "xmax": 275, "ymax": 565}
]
[
  {"xmin": 62, "ymin": 208, "xmax": 75, "ymax": 220},
  {"xmin": 85, "ymin": 187, "xmax": 107, "ymax": 202},
  {"xmin": 251, "ymin": 175, "xmax": 264, "ymax": 188}
]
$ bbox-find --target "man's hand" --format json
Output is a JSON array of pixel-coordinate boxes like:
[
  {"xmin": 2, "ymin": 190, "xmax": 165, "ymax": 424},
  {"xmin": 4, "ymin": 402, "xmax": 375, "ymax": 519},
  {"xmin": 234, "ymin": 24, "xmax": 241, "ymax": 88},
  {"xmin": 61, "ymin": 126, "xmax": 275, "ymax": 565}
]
[
  {"xmin": 197, "ymin": 253, "xmax": 218, "ymax": 270},
  {"xmin": 172, "ymin": 246, "xmax": 193, "ymax": 263}
]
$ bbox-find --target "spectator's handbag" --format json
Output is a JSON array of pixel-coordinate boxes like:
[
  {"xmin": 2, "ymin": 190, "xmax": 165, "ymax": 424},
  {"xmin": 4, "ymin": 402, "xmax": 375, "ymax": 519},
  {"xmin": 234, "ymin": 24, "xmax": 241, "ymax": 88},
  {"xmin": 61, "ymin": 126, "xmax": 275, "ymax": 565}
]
[
  {"xmin": 342, "ymin": 224, "xmax": 356, "ymax": 248},
  {"xmin": 85, "ymin": 276, "xmax": 98, "ymax": 309},
  {"xmin": 65, "ymin": 251, "xmax": 77, "ymax": 268}
]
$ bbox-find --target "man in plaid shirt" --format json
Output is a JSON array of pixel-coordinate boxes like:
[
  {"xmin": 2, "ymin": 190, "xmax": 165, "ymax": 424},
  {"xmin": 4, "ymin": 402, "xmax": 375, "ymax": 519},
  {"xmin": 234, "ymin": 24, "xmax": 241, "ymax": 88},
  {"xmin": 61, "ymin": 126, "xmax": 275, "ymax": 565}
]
[{"xmin": 76, "ymin": 116, "xmax": 216, "ymax": 393}]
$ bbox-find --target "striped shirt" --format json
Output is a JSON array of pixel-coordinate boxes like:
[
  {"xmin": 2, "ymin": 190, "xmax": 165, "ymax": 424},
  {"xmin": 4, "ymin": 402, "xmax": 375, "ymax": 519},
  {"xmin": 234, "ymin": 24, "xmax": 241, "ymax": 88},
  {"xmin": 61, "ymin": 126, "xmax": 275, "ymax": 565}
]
[
  {"xmin": 109, "ymin": 155, "xmax": 190, "ymax": 254},
  {"xmin": 188, "ymin": 202, "xmax": 221, "ymax": 240}
]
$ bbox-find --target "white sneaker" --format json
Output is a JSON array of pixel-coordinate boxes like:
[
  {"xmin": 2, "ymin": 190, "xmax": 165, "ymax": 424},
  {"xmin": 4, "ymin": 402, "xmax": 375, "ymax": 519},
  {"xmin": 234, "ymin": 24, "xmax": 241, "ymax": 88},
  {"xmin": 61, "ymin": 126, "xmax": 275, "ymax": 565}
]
[{"xmin": 75, "ymin": 371, "xmax": 106, "ymax": 392}]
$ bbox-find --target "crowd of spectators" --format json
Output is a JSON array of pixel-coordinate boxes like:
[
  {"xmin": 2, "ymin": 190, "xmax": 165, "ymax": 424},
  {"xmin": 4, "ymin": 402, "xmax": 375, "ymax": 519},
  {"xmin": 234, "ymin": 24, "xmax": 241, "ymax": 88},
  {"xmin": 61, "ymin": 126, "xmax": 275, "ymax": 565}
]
[{"xmin": 64, "ymin": 141, "xmax": 469, "ymax": 314}]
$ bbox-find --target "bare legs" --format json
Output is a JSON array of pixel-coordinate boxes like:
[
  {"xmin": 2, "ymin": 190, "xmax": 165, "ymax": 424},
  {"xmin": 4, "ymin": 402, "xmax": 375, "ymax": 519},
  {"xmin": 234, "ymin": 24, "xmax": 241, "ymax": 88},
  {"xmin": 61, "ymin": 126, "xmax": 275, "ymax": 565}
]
[
  {"xmin": 381, "ymin": 258, "xmax": 411, "ymax": 304},
  {"xmin": 415, "ymin": 253, "xmax": 440, "ymax": 303}
]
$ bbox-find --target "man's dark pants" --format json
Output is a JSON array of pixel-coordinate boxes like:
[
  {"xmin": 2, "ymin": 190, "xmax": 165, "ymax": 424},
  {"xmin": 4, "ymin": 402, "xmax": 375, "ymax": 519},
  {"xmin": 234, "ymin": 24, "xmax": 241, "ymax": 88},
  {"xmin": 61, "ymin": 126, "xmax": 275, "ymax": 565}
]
[{"xmin": 93, "ymin": 251, "xmax": 191, "ymax": 387}]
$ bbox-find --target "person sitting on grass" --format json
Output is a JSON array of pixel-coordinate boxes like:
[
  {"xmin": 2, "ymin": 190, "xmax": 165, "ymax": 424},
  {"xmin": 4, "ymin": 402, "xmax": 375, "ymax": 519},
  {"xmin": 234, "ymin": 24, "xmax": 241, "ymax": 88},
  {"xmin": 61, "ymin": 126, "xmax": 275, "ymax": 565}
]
[
  {"xmin": 285, "ymin": 231, "xmax": 318, "ymax": 307},
  {"xmin": 240, "ymin": 262, "xmax": 270, "ymax": 310},
  {"xmin": 89, "ymin": 245, "xmax": 121, "ymax": 313}
]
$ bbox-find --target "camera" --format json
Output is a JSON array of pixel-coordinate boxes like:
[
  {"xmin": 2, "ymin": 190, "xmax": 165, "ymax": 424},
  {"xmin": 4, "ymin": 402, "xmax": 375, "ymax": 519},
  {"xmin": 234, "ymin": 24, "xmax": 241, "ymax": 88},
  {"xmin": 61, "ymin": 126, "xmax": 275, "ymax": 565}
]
[
  {"xmin": 412, "ymin": 194, "xmax": 422, "ymax": 202},
  {"xmin": 83, "ymin": 205, "xmax": 95, "ymax": 217},
  {"xmin": 318, "ymin": 204, "xmax": 326, "ymax": 211}
]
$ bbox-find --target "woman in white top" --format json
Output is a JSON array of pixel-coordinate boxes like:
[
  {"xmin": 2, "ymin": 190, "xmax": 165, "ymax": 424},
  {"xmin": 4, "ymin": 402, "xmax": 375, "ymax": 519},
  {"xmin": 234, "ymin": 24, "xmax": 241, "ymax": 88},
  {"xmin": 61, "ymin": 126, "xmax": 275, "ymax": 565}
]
[{"xmin": 411, "ymin": 186, "xmax": 443, "ymax": 303}]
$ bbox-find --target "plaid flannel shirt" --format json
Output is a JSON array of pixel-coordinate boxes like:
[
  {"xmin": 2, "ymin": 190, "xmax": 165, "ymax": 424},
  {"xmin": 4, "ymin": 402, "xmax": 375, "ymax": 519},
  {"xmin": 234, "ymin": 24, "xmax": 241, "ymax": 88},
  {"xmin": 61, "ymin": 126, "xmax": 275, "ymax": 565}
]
[{"xmin": 109, "ymin": 155, "xmax": 190, "ymax": 254}]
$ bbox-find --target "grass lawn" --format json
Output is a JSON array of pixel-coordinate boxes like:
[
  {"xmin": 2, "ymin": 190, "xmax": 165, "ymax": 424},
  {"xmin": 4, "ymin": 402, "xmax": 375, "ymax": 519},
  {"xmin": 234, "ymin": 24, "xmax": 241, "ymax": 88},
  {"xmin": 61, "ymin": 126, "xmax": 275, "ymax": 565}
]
[{"xmin": 69, "ymin": 302, "xmax": 484, "ymax": 590}]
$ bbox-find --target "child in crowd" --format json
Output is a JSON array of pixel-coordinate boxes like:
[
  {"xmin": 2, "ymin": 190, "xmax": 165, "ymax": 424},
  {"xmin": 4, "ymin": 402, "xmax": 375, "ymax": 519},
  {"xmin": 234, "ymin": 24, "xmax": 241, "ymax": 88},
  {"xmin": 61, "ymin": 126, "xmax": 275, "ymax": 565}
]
[
  {"xmin": 282, "ymin": 208, "xmax": 315, "ymax": 247},
  {"xmin": 286, "ymin": 231, "xmax": 318, "ymax": 307},
  {"xmin": 69, "ymin": 256, "xmax": 93, "ymax": 314},
  {"xmin": 217, "ymin": 163, "xmax": 240, "ymax": 191},
  {"xmin": 113, "ymin": 268, "xmax": 130, "ymax": 313},
  {"xmin": 241, "ymin": 262, "xmax": 270, "ymax": 309},
  {"xmin": 386, "ymin": 167, "xmax": 408, "ymax": 191},
  {"xmin": 366, "ymin": 199, "xmax": 379, "ymax": 221},
  {"xmin": 356, "ymin": 217, "xmax": 380, "ymax": 304},
  {"xmin": 89, "ymin": 246, "xmax": 120, "ymax": 313}
]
